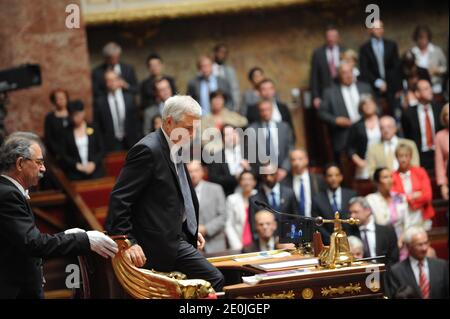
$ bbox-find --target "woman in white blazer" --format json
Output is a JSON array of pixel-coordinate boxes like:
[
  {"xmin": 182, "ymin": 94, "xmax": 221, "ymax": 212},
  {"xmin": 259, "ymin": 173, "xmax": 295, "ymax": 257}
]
[{"xmin": 225, "ymin": 171, "xmax": 257, "ymax": 251}]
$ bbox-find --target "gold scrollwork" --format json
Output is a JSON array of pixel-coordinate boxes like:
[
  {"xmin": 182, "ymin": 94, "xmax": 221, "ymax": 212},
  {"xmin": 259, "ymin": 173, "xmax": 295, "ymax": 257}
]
[
  {"xmin": 321, "ymin": 283, "xmax": 362, "ymax": 297},
  {"xmin": 254, "ymin": 290, "xmax": 295, "ymax": 299}
]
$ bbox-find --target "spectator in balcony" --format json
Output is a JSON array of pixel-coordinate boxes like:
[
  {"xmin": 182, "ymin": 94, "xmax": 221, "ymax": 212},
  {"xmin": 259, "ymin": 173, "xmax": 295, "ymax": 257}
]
[
  {"xmin": 392, "ymin": 143, "xmax": 435, "ymax": 231},
  {"xmin": 225, "ymin": 170, "xmax": 257, "ymax": 251},
  {"xmin": 150, "ymin": 114, "xmax": 162, "ymax": 133},
  {"xmin": 143, "ymin": 77, "xmax": 174, "ymax": 135},
  {"xmin": 347, "ymin": 95, "xmax": 381, "ymax": 180},
  {"xmin": 44, "ymin": 89, "xmax": 70, "ymax": 159},
  {"xmin": 140, "ymin": 53, "xmax": 177, "ymax": 109},
  {"xmin": 341, "ymin": 49, "xmax": 361, "ymax": 82},
  {"xmin": 411, "ymin": 25, "xmax": 447, "ymax": 98},
  {"xmin": 242, "ymin": 210, "xmax": 279, "ymax": 253},
  {"xmin": 92, "ymin": 42, "xmax": 138, "ymax": 98},
  {"xmin": 435, "ymin": 103, "xmax": 449, "ymax": 200},
  {"xmin": 347, "ymin": 235, "xmax": 364, "ymax": 259},
  {"xmin": 59, "ymin": 100, "xmax": 105, "ymax": 181},
  {"xmin": 241, "ymin": 66, "xmax": 265, "ymax": 117}
]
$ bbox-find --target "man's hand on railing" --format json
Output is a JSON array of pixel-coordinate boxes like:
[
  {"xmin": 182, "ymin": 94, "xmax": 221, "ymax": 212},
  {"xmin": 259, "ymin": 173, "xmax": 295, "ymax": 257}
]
[
  {"xmin": 124, "ymin": 244, "xmax": 147, "ymax": 267},
  {"xmin": 86, "ymin": 231, "xmax": 119, "ymax": 259}
]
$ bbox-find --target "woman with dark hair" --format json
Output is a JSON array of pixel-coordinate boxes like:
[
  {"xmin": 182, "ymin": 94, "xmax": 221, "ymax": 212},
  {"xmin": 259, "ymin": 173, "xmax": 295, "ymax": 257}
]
[
  {"xmin": 366, "ymin": 167, "xmax": 409, "ymax": 259},
  {"xmin": 44, "ymin": 89, "xmax": 70, "ymax": 158},
  {"xmin": 411, "ymin": 25, "xmax": 447, "ymax": 97},
  {"xmin": 347, "ymin": 95, "xmax": 381, "ymax": 179},
  {"xmin": 59, "ymin": 100, "xmax": 105, "ymax": 180}
]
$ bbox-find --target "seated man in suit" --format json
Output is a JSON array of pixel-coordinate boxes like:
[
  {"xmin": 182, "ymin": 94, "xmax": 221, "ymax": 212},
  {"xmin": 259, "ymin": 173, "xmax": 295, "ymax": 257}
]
[
  {"xmin": 318, "ymin": 61, "xmax": 373, "ymax": 162},
  {"xmin": 92, "ymin": 42, "xmax": 138, "ymax": 98},
  {"xmin": 242, "ymin": 210, "xmax": 279, "ymax": 253},
  {"xmin": 402, "ymin": 79, "xmax": 443, "ymax": 170},
  {"xmin": 347, "ymin": 197, "xmax": 399, "ymax": 267},
  {"xmin": 387, "ymin": 226, "xmax": 449, "ymax": 299},
  {"xmin": 187, "ymin": 160, "xmax": 227, "ymax": 255},
  {"xmin": 249, "ymin": 164, "xmax": 298, "ymax": 239},
  {"xmin": 282, "ymin": 148, "xmax": 326, "ymax": 217},
  {"xmin": 94, "ymin": 69, "xmax": 142, "ymax": 152},
  {"xmin": 187, "ymin": 55, "xmax": 233, "ymax": 114},
  {"xmin": 246, "ymin": 79, "xmax": 294, "ymax": 131},
  {"xmin": 367, "ymin": 115, "xmax": 420, "ymax": 178},
  {"xmin": 312, "ymin": 163, "xmax": 357, "ymax": 244},
  {"xmin": 0, "ymin": 132, "xmax": 117, "ymax": 298}
]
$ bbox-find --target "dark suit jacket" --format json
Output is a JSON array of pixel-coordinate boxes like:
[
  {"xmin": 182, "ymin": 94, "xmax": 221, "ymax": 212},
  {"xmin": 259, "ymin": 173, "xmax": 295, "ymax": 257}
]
[
  {"xmin": 309, "ymin": 45, "xmax": 345, "ymax": 99},
  {"xmin": 348, "ymin": 223, "xmax": 399, "ymax": 267},
  {"xmin": 359, "ymin": 38, "xmax": 402, "ymax": 95},
  {"xmin": 206, "ymin": 149, "xmax": 238, "ymax": 196},
  {"xmin": 347, "ymin": 119, "xmax": 370, "ymax": 159},
  {"xmin": 241, "ymin": 236, "xmax": 279, "ymax": 253},
  {"xmin": 94, "ymin": 91, "xmax": 142, "ymax": 152},
  {"xmin": 105, "ymin": 129, "xmax": 199, "ymax": 272},
  {"xmin": 246, "ymin": 101, "xmax": 294, "ymax": 132},
  {"xmin": 92, "ymin": 62, "xmax": 138, "ymax": 98},
  {"xmin": 186, "ymin": 75, "xmax": 233, "ymax": 110},
  {"xmin": 282, "ymin": 171, "xmax": 326, "ymax": 214},
  {"xmin": 319, "ymin": 81, "xmax": 373, "ymax": 152},
  {"xmin": 249, "ymin": 184, "xmax": 299, "ymax": 240},
  {"xmin": 0, "ymin": 176, "xmax": 90, "ymax": 298},
  {"xmin": 43, "ymin": 112, "xmax": 70, "ymax": 159},
  {"xmin": 387, "ymin": 257, "xmax": 449, "ymax": 299},
  {"xmin": 401, "ymin": 103, "xmax": 443, "ymax": 152},
  {"xmin": 140, "ymin": 75, "xmax": 177, "ymax": 109},
  {"xmin": 59, "ymin": 124, "xmax": 106, "ymax": 181},
  {"xmin": 311, "ymin": 187, "xmax": 357, "ymax": 244}
]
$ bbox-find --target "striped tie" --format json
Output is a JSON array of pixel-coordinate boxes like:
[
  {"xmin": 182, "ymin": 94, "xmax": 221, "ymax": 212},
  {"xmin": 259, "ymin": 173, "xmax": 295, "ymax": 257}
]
[{"xmin": 418, "ymin": 260, "xmax": 430, "ymax": 299}]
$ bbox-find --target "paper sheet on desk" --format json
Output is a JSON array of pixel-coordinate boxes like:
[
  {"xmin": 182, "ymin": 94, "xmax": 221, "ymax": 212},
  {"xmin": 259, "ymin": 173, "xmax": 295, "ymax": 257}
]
[
  {"xmin": 233, "ymin": 251, "xmax": 291, "ymax": 262},
  {"xmin": 242, "ymin": 268, "xmax": 312, "ymax": 285}
]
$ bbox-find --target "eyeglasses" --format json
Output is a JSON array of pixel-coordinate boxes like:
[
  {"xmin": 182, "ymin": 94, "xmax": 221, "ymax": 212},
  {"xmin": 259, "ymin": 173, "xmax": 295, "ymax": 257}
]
[{"xmin": 24, "ymin": 157, "xmax": 45, "ymax": 167}]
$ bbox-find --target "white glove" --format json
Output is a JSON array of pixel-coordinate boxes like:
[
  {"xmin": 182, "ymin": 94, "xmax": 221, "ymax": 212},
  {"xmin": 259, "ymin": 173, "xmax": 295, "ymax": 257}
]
[
  {"xmin": 86, "ymin": 231, "xmax": 119, "ymax": 258},
  {"xmin": 64, "ymin": 228, "xmax": 86, "ymax": 235}
]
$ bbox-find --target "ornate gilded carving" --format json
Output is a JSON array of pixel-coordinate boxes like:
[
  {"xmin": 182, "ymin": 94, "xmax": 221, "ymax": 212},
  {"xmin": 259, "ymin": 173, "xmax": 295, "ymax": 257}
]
[
  {"xmin": 254, "ymin": 290, "xmax": 295, "ymax": 299},
  {"xmin": 301, "ymin": 288, "xmax": 314, "ymax": 299},
  {"xmin": 321, "ymin": 283, "xmax": 362, "ymax": 297}
]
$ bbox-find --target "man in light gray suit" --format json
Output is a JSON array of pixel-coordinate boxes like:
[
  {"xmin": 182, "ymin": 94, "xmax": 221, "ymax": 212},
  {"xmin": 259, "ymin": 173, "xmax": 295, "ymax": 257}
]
[
  {"xmin": 187, "ymin": 161, "xmax": 227, "ymax": 254},
  {"xmin": 318, "ymin": 62, "xmax": 373, "ymax": 162},
  {"xmin": 248, "ymin": 99, "xmax": 295, "ymax": 181}
]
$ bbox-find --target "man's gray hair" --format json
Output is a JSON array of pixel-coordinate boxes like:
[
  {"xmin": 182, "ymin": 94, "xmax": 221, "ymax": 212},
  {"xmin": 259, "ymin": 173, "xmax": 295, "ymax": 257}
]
[
  {"xmin": 162, "ymin": 95, "xmax": 202, "ymax": 122},
  {"xmin": 348, "ymin": 196, "xmax": 372, "ymax": 211},
  {"xmin": 403, "ymin": 226, "xmax": 428, "ymax": 245},
  {"xmin": 103, "ymin": 42, "xmax": 122, "ymax": 58},
  {"xmin": 0, "ymin": 132, "xmax": 42, "ymax": 173},
  {"xmin": 347, "ymin": 235, "xmax": 364, "ymax": 250}
]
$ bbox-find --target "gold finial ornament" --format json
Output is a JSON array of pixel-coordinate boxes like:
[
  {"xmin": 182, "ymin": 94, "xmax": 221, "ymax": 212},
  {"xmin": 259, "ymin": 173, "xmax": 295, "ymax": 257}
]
[{"xmin": 317, "ymin": 212, "xmax": 360, "ymax": 269}]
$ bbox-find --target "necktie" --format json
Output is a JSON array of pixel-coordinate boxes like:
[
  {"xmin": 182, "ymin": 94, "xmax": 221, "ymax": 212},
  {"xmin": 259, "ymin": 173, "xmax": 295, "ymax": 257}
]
[
  {"xmin": 112, "ymin": 95, "xmax": 124, "ymax": 140},
  {"xmin": 361, "ymin": 229, "xmax": 371, "ymax": 258},
  {"xmin": 298, "ymin": 178, "xmax": 305, "ymax": 216},
  {"xmin": 328, "ymin": 47, "xmax": 337, "ymax": 78},
  {"xmin": 265, "ymin": 122, "xmax": 274, "ymax": 156},
  {"xmin": 424, "ymin": 105, "xmax": 434, "ymax": 149},
  {"xmin": 176, "ymin": 157, "xmax": 197, "ymax": 236},
  {"xmin": 270, "ymin": 191, "xmax": 278, "ymax": 211},
  {"xmin": 331, "ymin": 192, "xmax": 339, "ymax": 212},
  {"xmin": 418, "ymin": 260, "xmax": 430, "ymax": 299}
]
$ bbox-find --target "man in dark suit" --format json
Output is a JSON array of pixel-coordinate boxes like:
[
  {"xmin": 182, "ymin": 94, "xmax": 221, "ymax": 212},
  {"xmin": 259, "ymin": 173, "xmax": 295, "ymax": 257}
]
[
  {"xmin": 242, "ymin": 210, "xmax": 279, "ymax": 253},
  {"xmin": 347, "ymin": 197, "xmax": 399, "ymax": 267},
  {"xmin": 140, "ymin": 53, "xmax": 177, "ymax": 109},
  {"xmin": 0, "ymin": 132, "xmax": 117, "ymax": 298},
  {"xmin": 359, "ymin": 20, "xmax": 401, "ymax": 110},
  {"xmin": 282, "ymin": 148, "xmax": 326, "ymax": 217},
  {"xmin": 402, "ymin": 79, "xmax": 443, "ymax": 170},
  {"xmin": 105, "ymin": 95, "xmax": 224, "ymax": 291},
  {"xmin": 249, "ymin": 164, "xmax": 298, "ymax": 240},
  {"xmin": 94, "ymin": 70, "xmax": 142, "ymax": 152},
  {"xmin": 187, "ymin": 55, "xmax": 232, "ymax": 113},
  {"xmin": 92, "ymin": 42, "xmax": 138, "ymax": 98},
  {"xmin": 387, "ymin": 226, "xmax": 449, "ymax": 299},
  {"xmin": 319, "ymin": 62, "xmax": 373, "ymax": 162},
  {"xmin": 246, "ymin": 79, "xmax": 294, "ymax": 131},
  {"xmin": 310, "ymin": 25, "xmax": 345, "ymax": 109},
  {"xmin": 312, "ymin": 164, "xmax": 357, "ymax": 244},
  {"xmin": 248, "ymin": 99, "xmax": 295, "ymax": 181}
]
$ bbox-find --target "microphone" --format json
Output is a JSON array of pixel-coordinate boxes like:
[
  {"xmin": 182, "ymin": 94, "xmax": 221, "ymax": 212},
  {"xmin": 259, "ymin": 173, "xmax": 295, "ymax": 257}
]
[{"xmin": 253, "ymin": 200, "xmax": 323, "ymax": 226}]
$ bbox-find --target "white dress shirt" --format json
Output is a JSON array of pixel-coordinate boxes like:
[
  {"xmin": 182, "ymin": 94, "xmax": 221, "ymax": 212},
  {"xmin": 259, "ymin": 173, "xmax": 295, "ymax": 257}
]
[
  {"xmin": 224, "ymin": 145, "xmax": 243, "ymax": 176},
  {"xmin": 264, "ymin": 183, "xmax": 281, "ymax": 208},
  {"xmin": 1, "ymin": 174, "xmax": 30, "ymax": 199},
  {"xmin": 271, "ymin": 101, "xmax": 283, "ymax": 123},
  {"xmin": 327, "ymin": 187, "xmax": 342, "ymax": 211},
  {"xmin": 341, "ymin": 83, "xmax": 361, "ymax": 123},
  {"xmin": 113, "ymin": 63, "xmax": 122, "ymax": 75},
  {"xmin": 293, "ymin": 171, "xmax": 312, "ymax": 217},
  {"xmin": 194, "ymin": 180, "xmax": 204, "ymax": 203},
  {"xmin": 75, "ymin": 134, "xmax": 89, "ymax": 165},
  {"xmin": 259, "ymin": 237, "xmax": 275, "ymax": 251},
  {"xmin": 107, "ymin": 89, "xmax": 126, "ymax": 140},
  {"xmin": 359, "ymin": 215, "xmax": 377, "ymax": 258},
  {"xmin": 409, "ymin": 256, "xmax": 430, "ymax": 288},
  {"xmin": 384, "ymin": 135, "xmax": 399, "ymax": 171},
  {"xmin": 417, "ymin": 103, "xmax": 436, "ymax": 152}
]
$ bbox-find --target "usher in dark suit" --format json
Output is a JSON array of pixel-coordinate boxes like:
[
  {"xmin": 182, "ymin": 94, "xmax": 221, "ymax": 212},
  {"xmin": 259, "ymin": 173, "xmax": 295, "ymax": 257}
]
[
  {"xmin": 92, "ymin": 62, "xmax": 138, "ymax": 98},
  {"xmin": 105, "ymin": 129, "xmax": 224, "ymax": 291},
  {"xmin": 0, "ymin": 176, "xmax": 91, "ymax": 298}
]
